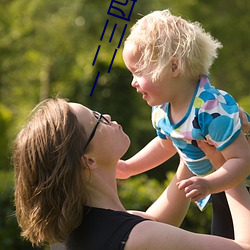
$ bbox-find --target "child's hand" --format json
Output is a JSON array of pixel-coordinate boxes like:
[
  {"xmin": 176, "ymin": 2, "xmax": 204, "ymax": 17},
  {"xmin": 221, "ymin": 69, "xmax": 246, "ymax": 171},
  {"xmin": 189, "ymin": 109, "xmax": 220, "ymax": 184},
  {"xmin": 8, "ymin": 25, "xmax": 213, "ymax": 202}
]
[
  {"xmin": 177, "ymin": 176, "xmax": 211, "ymax": 202},
  {"xmin": 116, "ymin": 160, "xmax": 131, "ymax": 179}
]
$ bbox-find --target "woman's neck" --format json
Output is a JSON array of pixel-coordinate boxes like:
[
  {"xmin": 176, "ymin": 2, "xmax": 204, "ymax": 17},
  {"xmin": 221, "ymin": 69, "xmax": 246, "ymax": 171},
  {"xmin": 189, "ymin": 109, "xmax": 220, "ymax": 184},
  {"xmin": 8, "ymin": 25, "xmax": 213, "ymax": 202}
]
[{"xmin": 84, "ymin": 165, "xmax": 126, "ymax": 212}]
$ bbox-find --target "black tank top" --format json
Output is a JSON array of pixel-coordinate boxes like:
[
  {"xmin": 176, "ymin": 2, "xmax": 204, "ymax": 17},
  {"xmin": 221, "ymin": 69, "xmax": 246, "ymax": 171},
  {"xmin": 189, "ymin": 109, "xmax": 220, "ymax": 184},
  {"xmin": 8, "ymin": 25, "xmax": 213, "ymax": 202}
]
[{"xmin": 66, "ymin": 206, "xmax": 148, "ymax": 250}]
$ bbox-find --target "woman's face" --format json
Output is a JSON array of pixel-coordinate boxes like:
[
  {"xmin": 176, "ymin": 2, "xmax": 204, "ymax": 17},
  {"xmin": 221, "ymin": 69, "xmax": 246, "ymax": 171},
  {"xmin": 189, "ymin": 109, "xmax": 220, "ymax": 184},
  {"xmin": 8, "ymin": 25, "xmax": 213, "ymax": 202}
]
[{"xmin": 68, "ymin": 103, "xmax": 130, "ymax": 160}]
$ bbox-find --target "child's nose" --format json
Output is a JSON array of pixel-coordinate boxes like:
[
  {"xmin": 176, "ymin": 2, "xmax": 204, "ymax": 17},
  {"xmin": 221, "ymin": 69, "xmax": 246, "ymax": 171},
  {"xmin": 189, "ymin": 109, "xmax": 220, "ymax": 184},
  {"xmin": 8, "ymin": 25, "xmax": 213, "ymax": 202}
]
[{"xmin": 131, "ymin": 78, "xmax": 138, "ymax": 88}]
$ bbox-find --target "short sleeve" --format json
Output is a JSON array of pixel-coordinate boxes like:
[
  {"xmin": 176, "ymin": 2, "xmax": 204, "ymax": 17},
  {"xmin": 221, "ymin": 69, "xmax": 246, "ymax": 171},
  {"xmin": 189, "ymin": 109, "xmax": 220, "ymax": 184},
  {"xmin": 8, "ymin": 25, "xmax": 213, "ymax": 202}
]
[
  {"xmin": 197, "ymin": 90, "xmax": 241, "ymax": 150},
  {"xmin": 151, "ymin": 105, "xmax": 169, "ymax": 140}
]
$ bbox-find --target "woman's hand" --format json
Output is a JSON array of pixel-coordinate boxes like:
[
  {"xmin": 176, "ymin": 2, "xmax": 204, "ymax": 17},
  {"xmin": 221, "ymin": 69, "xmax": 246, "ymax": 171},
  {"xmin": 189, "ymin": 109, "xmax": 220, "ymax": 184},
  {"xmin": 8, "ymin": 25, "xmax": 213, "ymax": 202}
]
[{"xmin": 239, "ymin": 108, "xmax": 250, "ymax": 140}]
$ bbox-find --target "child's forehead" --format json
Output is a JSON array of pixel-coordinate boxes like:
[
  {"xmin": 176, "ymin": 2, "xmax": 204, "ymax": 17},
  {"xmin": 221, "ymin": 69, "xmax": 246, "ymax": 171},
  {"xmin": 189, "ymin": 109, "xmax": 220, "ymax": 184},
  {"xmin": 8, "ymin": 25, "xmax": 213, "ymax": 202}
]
[
  {"xmin": 124, "ymin": 43, "xmax": 142, "ymax": 63},
  {"xmin": 124, "ymin": 42, "xmax": 140, "ymax": 55}
]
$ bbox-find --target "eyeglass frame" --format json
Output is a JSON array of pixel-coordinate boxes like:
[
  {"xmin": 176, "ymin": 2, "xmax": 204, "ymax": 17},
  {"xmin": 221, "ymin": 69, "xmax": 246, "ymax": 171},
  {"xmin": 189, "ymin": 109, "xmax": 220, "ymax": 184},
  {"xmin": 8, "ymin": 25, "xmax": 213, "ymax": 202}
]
[{"xmin": 83, "ymin": 111, "xmax": 110, "ymax": 151}]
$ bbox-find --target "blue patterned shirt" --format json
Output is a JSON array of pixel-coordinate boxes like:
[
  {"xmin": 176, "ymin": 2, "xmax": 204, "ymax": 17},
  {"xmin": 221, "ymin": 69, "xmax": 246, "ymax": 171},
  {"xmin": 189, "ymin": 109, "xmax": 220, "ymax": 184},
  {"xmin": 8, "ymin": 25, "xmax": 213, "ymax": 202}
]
[{"xmin": 152, "ymin": 75, "xmax": 242, "ymax": 176}]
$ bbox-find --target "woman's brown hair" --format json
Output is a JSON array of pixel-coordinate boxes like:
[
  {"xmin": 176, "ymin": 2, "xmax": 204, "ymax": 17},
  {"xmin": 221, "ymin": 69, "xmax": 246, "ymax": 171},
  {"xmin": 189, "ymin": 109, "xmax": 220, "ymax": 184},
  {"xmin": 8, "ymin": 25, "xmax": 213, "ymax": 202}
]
[{"xmin": 13, "ymin": 98, "xmax": 88, "ymax": 246}]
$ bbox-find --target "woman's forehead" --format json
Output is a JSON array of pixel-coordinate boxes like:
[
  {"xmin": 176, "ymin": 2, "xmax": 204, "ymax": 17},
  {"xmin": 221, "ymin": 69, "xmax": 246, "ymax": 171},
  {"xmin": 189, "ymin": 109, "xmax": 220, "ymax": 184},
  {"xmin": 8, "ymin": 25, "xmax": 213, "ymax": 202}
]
[
  {"xmin": 68, "ymin": 103, "xmax": 90, "ymax": 114},
  {"xmin": 68, "ymin": 103, "xmax": 93, "ymax": 126}
]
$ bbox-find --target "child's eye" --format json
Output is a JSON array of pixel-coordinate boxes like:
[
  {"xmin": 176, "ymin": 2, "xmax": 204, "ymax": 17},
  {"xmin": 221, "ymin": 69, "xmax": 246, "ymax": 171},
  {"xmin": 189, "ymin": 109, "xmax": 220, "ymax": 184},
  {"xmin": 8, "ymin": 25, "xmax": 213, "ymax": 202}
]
[{"xmin": 133, "ymin": 72, "xmax": 142, "ymax": 77}]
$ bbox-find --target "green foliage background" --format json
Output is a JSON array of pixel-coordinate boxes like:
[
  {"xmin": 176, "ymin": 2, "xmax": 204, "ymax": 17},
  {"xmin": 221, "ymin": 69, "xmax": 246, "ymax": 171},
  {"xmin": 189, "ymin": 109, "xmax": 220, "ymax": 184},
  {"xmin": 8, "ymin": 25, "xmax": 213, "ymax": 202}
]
[{"xmin": 0, "ymin": 0, "xmax": 249, "ymax": 249}]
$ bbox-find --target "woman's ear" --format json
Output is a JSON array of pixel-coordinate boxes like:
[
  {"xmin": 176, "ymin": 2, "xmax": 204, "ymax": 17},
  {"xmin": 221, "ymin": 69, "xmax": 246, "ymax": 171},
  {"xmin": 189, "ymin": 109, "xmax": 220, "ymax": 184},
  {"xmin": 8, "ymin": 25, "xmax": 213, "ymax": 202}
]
[{"xmin": 82, "ymin": 155, "xmax": 97, "ymax": 169}]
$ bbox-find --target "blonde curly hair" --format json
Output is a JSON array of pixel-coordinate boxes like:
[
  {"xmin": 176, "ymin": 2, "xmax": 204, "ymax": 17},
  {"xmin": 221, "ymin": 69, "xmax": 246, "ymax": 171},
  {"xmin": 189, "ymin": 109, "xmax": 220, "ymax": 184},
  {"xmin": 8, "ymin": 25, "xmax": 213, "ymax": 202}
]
[
  {"xmin": 13, "ymin": 98, "xmax": 88, "ymax": 246},
  {"xmin": 125, "ymin": 9, "xmax": 222, "ymax": 81}
]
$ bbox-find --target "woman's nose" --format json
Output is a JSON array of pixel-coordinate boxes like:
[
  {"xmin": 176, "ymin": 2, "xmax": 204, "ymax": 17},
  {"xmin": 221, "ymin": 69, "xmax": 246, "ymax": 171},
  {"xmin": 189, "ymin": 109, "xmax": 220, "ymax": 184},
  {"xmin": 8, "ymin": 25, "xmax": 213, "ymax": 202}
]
[{"xmin": 103, "ymin": 114, "xmax": 111, "ymax": 123}]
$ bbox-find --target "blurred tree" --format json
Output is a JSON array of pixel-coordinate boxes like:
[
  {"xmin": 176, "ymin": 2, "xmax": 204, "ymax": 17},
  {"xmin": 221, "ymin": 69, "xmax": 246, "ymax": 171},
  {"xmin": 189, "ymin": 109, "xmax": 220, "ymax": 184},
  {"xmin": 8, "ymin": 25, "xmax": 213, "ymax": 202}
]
[{"xmin": 0, "ymin": 104, "xmax": 12, "ymax": 169}]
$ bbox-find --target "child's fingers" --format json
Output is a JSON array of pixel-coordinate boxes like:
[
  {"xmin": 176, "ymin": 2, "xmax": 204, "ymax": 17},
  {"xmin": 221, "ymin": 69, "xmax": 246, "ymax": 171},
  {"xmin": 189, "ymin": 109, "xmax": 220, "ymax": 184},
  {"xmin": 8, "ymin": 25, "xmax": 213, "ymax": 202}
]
[
  {"xmin": 176, "ymin": 179, "xmax": 193, "ymax": 190},
  {"xmin": 185, "ymin": 189, "xmax": 201, "ymax": 201}
]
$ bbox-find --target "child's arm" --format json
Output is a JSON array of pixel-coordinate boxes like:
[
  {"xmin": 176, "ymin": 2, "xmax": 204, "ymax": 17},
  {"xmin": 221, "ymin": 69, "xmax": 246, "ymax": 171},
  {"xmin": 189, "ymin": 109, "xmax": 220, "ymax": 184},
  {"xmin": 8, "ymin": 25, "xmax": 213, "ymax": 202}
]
[
  {"xmin": 178, "ymin": 132, "xmax": 250, "ymax": 201},
  {"xmin": 116, "ymin": 136, "xmax": 177, "ymax": 179}
]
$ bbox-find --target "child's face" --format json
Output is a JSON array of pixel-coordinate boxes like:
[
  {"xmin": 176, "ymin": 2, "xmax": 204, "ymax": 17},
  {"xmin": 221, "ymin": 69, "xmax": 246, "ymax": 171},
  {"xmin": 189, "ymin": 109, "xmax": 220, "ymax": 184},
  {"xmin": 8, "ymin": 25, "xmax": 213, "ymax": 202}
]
[{"xmin": 123, "ymin": 43, "xmax": 172, "ymax": 106}]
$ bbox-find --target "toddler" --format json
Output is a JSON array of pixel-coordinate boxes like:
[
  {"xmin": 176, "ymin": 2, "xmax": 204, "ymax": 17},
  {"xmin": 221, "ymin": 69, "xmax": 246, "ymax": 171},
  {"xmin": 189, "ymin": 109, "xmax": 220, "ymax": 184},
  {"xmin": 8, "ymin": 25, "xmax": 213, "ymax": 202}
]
[{"xmin": 118, "ymin": 9, "xmax": 250, "ymax": 238}]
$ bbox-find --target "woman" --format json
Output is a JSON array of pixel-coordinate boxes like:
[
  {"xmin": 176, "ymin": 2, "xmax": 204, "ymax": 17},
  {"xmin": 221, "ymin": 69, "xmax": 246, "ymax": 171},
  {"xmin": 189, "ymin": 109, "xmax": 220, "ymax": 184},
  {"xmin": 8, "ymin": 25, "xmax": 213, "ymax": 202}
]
[{"xmin": 13, "ymin": 98, "xmax": 250, "ymax": 249}]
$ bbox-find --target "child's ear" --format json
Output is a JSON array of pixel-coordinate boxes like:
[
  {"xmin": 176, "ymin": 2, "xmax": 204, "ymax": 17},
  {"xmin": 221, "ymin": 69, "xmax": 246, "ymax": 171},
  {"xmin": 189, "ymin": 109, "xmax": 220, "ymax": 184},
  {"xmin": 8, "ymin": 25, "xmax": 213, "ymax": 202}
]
[
  {"xmin": 171, "ymin": 63, "xmax": 178, "ymax": 72},
  {"xmin": 171, "ymin": 57, "xmax": 180, "ymax": 77}
]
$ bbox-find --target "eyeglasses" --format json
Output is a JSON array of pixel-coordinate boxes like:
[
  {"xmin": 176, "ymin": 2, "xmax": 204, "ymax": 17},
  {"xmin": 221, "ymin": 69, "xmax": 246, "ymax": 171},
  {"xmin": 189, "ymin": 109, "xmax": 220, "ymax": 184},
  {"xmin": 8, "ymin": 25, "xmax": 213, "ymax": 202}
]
[{"xmin": 84, "ymin": 111, "xmax": 110, "ymax": 151}]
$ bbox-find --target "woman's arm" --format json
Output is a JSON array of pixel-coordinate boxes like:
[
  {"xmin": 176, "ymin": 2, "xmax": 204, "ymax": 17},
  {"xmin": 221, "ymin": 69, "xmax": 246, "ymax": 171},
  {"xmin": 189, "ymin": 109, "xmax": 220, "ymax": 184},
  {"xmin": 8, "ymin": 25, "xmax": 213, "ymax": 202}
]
[
  {"xmin": 145, "ymin": 159, "xmax": 192, "ymax": 226},
  {"xmin": 125, "ymin": 183, "xmax": 250, "ymax": 250},
  {"xmin": 128, "ymin": 159, "xmax": 193, "ymax": 226},
  {"xmin": 225, "ymin": 184, "xmax": 250, "ymax": 244}
]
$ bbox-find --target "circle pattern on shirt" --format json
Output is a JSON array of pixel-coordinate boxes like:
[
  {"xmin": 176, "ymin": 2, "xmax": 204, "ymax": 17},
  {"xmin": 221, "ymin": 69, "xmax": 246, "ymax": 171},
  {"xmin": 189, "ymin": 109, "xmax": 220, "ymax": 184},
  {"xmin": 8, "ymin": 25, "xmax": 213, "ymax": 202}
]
[{"xmin": 208, "ymin": 115, "xmax": 234, "ymax": 142}]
